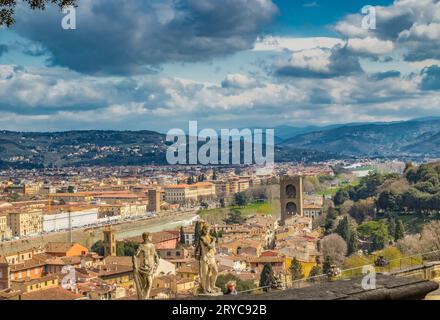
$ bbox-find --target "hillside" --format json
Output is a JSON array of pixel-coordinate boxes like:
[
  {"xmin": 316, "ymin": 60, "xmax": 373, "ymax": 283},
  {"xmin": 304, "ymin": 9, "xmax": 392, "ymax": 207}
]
[
  {"xmin": 0, "ymin": 118, "xmax": 439, "ymax": 168},
  {"xmin": 280, "ymin": 119, "xmax": 440, "ymax": 158}
]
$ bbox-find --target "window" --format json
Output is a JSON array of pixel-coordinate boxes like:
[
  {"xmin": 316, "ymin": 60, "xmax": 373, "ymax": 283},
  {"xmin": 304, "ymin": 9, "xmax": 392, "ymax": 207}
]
[{"xmin": 166, "ymin": 252, "xmax": 171, "ymax": 256}]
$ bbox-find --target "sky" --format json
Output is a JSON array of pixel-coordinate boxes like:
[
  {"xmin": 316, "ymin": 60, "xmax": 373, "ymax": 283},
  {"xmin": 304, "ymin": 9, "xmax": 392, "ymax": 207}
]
[{"xmin": 0, "ymin": 0, "xmax": 440, "ymax": 132}]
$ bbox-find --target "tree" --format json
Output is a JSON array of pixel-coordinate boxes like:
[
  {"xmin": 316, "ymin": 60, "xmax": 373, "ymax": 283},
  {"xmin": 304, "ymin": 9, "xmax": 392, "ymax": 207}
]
[
  {"xmin": 179, "ymin": 226, "xmax": 186, "ymax": 244},
  {"xmin": 91, "ymin": 240, "xmax": 104, "ymax": 256},
  {"xmin": 1, "ymin": 0, "xmax": 77, "ymax": 27},
  {"xmin": 357, "ymin": 220, "xmax": 391, "ymax": 251},
  {"xmin": 219, "ymin": 198, "xmax": 225, "ymax": 208},
  {"xmin": 333, "ymin": 189, "xmax": 349, "ymax": 206},
  {"xmin": 347, "ymin": 229, "xmax": 358, "ymax": 255},
  {"xmin": 376, "ymin": 190, "xmax": 398, "ymax": 212},
  {"xmin": 320, "ymin": 234, "xmax": 347, "ymax": 267},
  {"xmin": 387, "ymin": 217, "xmax": 396, "ymax": 239},
  {"xmin": 187, "ymin": 176, "xmax": 195, "ymax": 185},
  {"xmin": 394, "ymin": 219, "xmax": 405, "ymax": 241},
  {"xmin": 259, "ymin": 263, "xmax": 276, "ymax": 292},
  {"xmin": 234, "ymin": 192, "xmax": 249, "ymax": 207},
  {"xmin": 193, "ymin": 221, "xmax": 201, "ymax": 246},
  {"xmin": 200, "ymin": 201, "xmax": 209, "ymax": 209},
  {"xmin": 223, "ymin": 208, "xmax": 246, "ymax": 224},
  {"xmin": 216, "ymin": 274, "xmax": 255, "ymax": 294},
  {"xmin": 322, "ymin": 256, "xmax": 333, "ymax": 275},
  {"xmin": 324, "ymin": 207, "xmax": 338, "ymax": 235},
  {"xmin": 336, "ymin": 216, "xmax": 350, "ymax": 243},
  {"xmin": 289, "ymin": 257, "xmax": 304, "ymax": 280},
  {"xmin": 67, "ymin": 185, "xmax": 75, "ymax": 193},
  {"xmin": 308, "ymin": 265, "xmax": 322, "ymax": 278},
  {"xmin": 116, "ymin": 241, "xmax": 139, "ymax": 256},
  {"xmin": 349, "ymin": 198, "xmax": 376, "ymax": 223}
]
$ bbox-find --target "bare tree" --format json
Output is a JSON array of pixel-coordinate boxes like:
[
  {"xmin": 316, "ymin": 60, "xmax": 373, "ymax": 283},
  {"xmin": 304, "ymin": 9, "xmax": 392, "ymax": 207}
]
[
  {"xmin": 397, "ymin": 221, "xmax": 440, "ymax": 261},
  {"xmin": 320, "ymin": 233, "xmax": 347, "ymax": 267},
  {"xmin": 0, "ymin": 0, "xmax": 76, "ymax": 27}
]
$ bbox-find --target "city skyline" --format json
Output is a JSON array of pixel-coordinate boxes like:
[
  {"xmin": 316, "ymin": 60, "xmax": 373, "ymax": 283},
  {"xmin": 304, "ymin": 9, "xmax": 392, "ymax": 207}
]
[{"xmin": 0, "ymin": 0, "xmax": 439, "ymax": 132}]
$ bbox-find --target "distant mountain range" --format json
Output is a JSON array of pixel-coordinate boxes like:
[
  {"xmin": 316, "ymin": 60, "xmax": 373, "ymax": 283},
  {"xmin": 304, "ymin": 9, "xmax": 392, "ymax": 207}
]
[
  {"xmin": 278, "ymin": 118, "xmax": 440, "ymax": 158},
  {"xmin": 0, "ymin": 118, "xmax": 439, "ymax": 168}
]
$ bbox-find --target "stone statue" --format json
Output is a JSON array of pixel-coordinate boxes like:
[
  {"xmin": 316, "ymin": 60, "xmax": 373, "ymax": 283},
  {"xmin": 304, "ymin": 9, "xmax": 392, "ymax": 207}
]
[
  {"xmin": 196, "ymin": 223, "xmax": 220, "ymax": 294},
  {"xmin": 132, "ymin": 232, "xmax": 159, "ymax": 300}
]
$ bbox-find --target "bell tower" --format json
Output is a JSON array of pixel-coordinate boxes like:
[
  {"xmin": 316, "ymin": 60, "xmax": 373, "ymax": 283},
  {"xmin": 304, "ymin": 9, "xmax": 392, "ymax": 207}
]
[
  {"xmin": 280, "ymin": 175, "xmax": 303, "ymax": 225},
  {"xmin": 103, "ymin": 228, "xmax": 116, "ymax": 257}
]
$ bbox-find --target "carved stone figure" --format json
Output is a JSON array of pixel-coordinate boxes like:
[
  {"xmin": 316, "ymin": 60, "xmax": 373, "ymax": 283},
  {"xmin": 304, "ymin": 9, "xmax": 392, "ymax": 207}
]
[
  {"xmin": 197, "ymin": 223, "xmax": 220, "ymax": 294},
  {"xmin": 132, "ymin": 232, "xmax": 159, "ymax": 300}
]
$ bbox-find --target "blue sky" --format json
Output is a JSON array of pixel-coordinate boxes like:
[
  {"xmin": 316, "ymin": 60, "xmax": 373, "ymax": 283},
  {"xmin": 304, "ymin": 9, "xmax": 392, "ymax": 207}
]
[{"xmin": 0, "ymin": 0, "xmax": 440, "ymax": 132}]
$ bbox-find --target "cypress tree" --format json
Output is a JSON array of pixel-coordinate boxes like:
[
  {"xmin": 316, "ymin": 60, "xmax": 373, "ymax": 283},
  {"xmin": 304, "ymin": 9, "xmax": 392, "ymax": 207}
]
[
  {"xmin": 336, "ymin": 216, "xmax": 351, "ymax": 243},
  {"xmin": 348, "ymin": 230, "xmax": 358, "ymax": 255},
  {"xmin": 179, "ymin": 226, "xmax": 186, "ymax": 244},
  {"xmin": 259, "ymin": 263, "xmax": 276, "ymax": 292},
  {"xmin": 289, "ymin": 257, "xmax": 304, "ymax": 280},
  {"xmin": 322, "ymin": 256, "xmax": 333, "ymax": 275},
  {"xmin": 395, "ymin": 219, "xmax": 405, "ymax": 241}
]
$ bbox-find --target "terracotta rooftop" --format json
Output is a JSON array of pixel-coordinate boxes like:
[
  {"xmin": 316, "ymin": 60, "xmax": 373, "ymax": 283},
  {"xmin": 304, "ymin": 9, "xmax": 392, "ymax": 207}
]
[{"xmin": 21, "ymin": 286, "xmax": 84, "ymax": 300}]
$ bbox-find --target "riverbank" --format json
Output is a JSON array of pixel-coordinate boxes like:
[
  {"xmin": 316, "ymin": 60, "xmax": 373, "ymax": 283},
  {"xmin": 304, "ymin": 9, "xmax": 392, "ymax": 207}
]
[{"xmin": 0, "ymin": 211, "xmax": 198, "ymax": 255}]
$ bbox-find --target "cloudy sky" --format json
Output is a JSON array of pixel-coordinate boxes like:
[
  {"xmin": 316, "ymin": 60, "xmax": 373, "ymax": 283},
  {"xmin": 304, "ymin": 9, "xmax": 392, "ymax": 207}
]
[{"xmin": 0, "ymin": 0, "xmax": 440, "ymax": 132}]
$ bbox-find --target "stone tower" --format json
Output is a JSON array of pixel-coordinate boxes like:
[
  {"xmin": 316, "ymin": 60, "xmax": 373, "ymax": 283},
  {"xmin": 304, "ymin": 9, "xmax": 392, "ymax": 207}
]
[
  {"xmin": 103, "ymin": 228, "xmax": 116, "ymax": 257},
  {"xmin": 280, "ymin": 175, "xmax": 303, "ymax": 225},
  {"xmin": 148, "ymin": 188, "xmax": 162, "ymax": 213}
]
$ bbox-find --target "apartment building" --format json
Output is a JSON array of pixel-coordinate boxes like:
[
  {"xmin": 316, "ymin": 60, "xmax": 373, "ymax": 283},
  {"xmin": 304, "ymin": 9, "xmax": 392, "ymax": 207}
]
[
  {"xmin": 164, "ymin": 182, "xmax": 215, "ymax": 204},
  {"xmin": 8, "ymin": 208, "xmax": 43, "ymax": 237},
  {"xmin": 0, "ymin": 213, "xmax": 12, "ymax": 241}
]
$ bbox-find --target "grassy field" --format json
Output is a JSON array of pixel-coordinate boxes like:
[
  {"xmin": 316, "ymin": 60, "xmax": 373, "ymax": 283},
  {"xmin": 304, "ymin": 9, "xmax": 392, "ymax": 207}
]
[{"xmin": 198, "ymin": 201, "xmax": 279, "ymax": 224}]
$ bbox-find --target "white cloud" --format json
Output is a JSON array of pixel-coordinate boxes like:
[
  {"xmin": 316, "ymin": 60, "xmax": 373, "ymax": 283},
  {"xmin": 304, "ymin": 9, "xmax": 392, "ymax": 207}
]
[
  {"xmin": 253, "ymin": 36, "xmax": 344, "ymax": 52},
  {"xmin": 221, "ymin": 74, "xmax": 259, "ymax": 89},
  {"xmin": 347, "ymin": 37, "xmax": 395, "ymax": 55}
]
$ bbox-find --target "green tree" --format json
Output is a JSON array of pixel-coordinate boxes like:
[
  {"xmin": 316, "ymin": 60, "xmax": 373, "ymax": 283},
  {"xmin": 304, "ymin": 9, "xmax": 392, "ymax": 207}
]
[
  {"xmin": 91, "ymin": 240, "xmax": 105, "ymax": 256},
  {"xmin": 194, "ymin": 221, "xmax": 202, "ymax": 247},
  {"xmin": 308, "ymin": 265, "xmax": 322, "ymax": 280},
  {"xmin": 116, "ymin": 242, "xmax": 125, "ymax": 256},
  {"xmin": 1, "ymin": 0, "xmax": 77, "ymax": 27},
  {"xmin": 322, "ymin": 256, "xmax": 333, "ymax": 275},
  {"xmin": 179, "ymin": 226, "xmax": 186, "ymax": 244},
  {"xmin": 67, "ymin": 185, "xmax": 75, "ymax": 193},
  {"xmin": 357, "ymin": 220, "xmax": 391, "ymax": 251},
  {"xmin": 223, "ymin": 208, "xmax": 246, "ymax": 224},
  {"xmin": 395, "ymin": 219, "xmax": 405, "ymax": 241},
  {"xmin": 376, "ymin": 190, "xmax": 398, "ymax": 212},
  {"xmin": 116, "ymin": 241, "xmax": 139, "ymax": 256},
  {"xmin": 387, "ymin": 217, "xmax": 396, "ymax": 239},
  {"xmin": 234, "ymin": 192, "xmax": 249, "ymax": 207},
  {"xmin": 219, "ymin": 198, "xmax": 225, "ymax": 208},
  {"xmin": 333, "ymin": 189, "xmax": 349, "ymax": 206},
  {"xmin": 289, "ymin": 257, "xmax": 304, "ymax": 280},
  {"xmin": 324, "ymin": 207, "xmax": 338, "ymax": 235},
  {"xmin": 347, "ymin": 230, "xmax": 358, "ymax": 255},
  {"xmin": 336, "ymin": 216, "xmax": 351, "ymax": 243},
  {"xmin": 259, "ymin": 263, "xmax": 276, "ymax": 292},
  {"xmin": 187, "ymin": 176, "xmax": 195, "ymax": 185}
]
